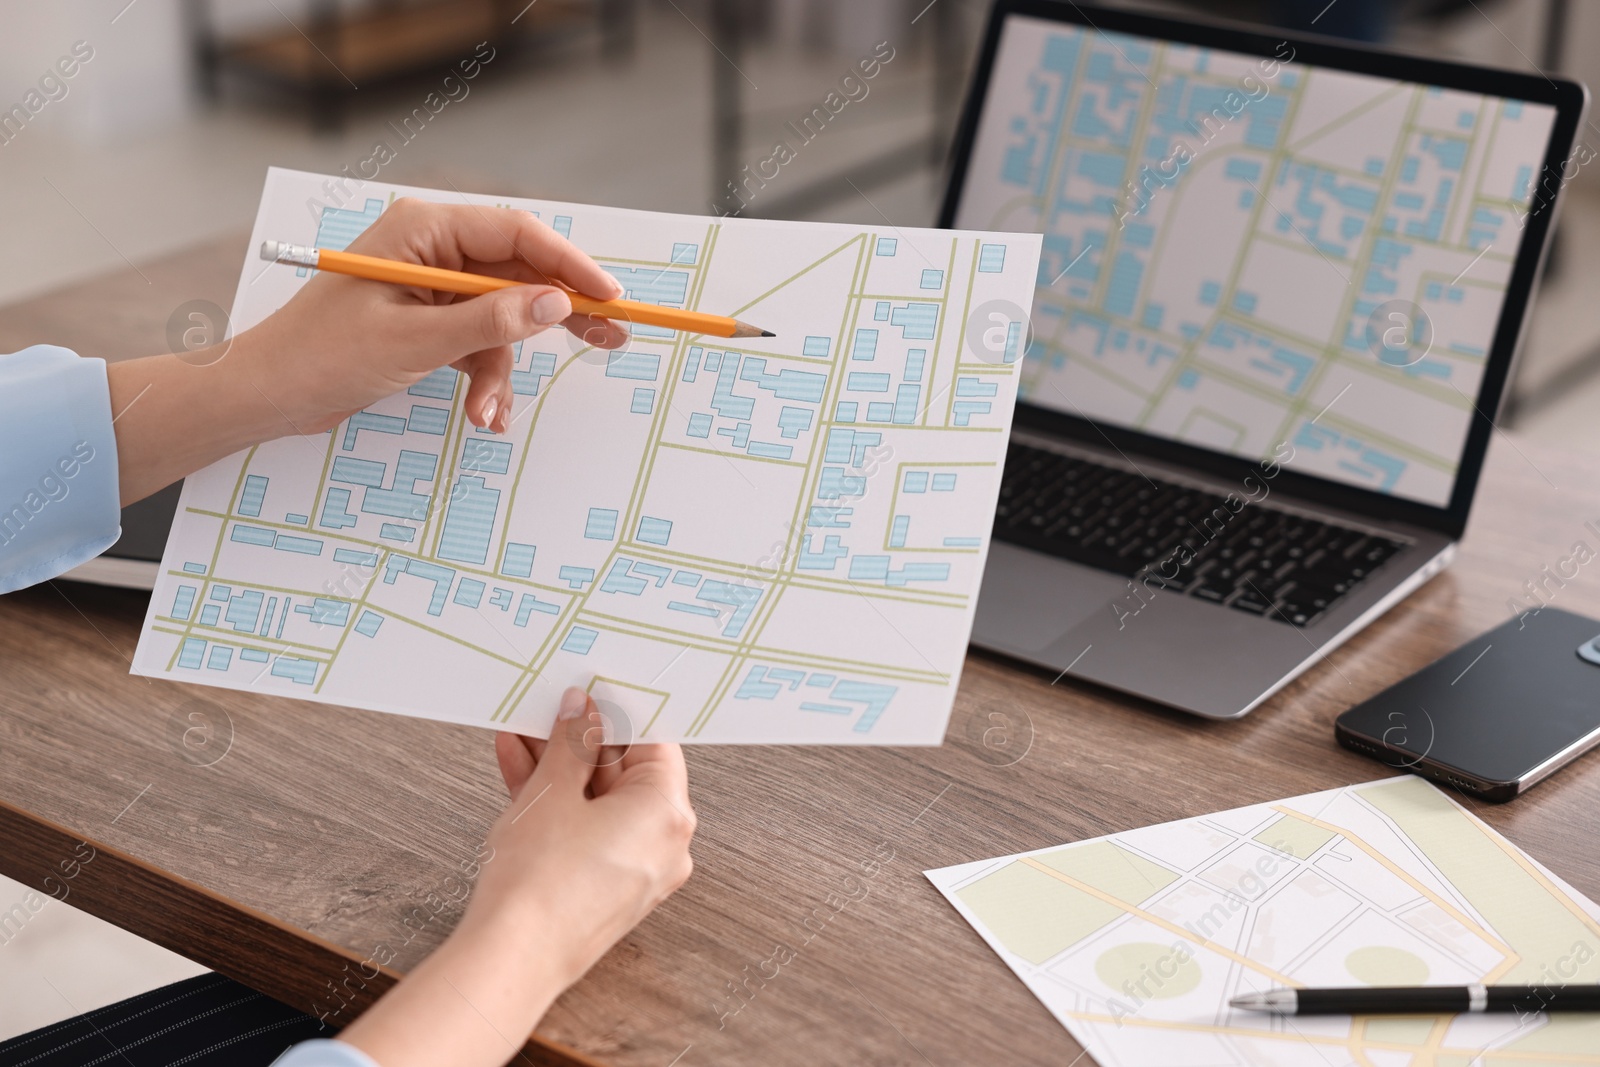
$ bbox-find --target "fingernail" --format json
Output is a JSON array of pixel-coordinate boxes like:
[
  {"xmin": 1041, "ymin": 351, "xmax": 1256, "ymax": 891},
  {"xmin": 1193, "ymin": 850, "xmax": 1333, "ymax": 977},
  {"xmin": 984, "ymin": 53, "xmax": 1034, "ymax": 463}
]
[
  {"xmin": 558, "ymin": 686, "xmax": 588, "ymax": 721},
  {"xmin": 482, "ymin": 395, "xmax": 498, "ymax": 428},
  {"xmin": 532, "ymin": 290, "xmax": 572, "ymax": 325},
  {"xmin": 604, "ymin": 272, "xmax": 625, "ymax": 299}
]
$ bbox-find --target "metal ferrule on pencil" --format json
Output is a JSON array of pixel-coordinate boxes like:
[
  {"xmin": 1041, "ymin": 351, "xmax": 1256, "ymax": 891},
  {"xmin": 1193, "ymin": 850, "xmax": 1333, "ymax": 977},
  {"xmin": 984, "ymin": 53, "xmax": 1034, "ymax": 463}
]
[{"xmin": 260, "ymin": 241, "xmax": 318, "ymax": 268}]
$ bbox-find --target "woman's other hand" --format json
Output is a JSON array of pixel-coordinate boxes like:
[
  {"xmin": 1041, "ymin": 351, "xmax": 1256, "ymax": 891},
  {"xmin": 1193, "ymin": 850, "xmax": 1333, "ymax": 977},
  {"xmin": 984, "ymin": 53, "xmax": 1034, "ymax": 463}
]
[{"xmin": 477, "ymin": 688, "xmax": 696, "ymax": 988}]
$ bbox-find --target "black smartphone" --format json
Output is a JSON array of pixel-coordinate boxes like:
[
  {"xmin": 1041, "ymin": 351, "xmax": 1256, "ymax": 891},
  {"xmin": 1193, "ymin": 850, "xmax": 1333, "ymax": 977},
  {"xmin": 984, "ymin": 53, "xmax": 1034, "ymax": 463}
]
[{"xmin": 1335, "ymin": 607, "xmax": 1600, "ymax": 801}]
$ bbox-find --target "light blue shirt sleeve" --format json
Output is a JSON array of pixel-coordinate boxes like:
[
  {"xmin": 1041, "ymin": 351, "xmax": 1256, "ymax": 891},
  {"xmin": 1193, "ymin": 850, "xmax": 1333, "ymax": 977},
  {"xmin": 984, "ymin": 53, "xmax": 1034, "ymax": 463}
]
[
  {"xmin": 277, "ymin": 1039, "xmax": 382, "ymax": 1067},
  {"xmin": 0, "ymin": 353, "xmax": 379, "ymax": 1066},
  {"xmin": 0, "ymin": 345, "xmax": 123, "ymax": 594}
]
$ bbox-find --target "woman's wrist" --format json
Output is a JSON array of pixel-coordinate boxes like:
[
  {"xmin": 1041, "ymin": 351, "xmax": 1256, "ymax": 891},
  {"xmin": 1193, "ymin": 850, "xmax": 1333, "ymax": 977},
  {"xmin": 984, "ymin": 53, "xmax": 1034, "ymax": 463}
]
[
  {"xmin": 211, "ymin": 322, "xmax": 339, "ymax": 438},
  {"xmin": 451, "ymin": 884, "xmax": 583, "ymax": 992}
]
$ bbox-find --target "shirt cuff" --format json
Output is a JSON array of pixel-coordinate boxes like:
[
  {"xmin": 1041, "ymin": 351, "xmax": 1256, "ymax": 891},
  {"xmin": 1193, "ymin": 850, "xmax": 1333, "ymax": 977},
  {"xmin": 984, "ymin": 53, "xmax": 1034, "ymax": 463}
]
[
  {"xmin": 276, "ymin": 1038, "xmax": 382, "ymax": 1067},
  {"xmin": 0, "ymin": 345, "xmax": 122, "ymax": 594}
]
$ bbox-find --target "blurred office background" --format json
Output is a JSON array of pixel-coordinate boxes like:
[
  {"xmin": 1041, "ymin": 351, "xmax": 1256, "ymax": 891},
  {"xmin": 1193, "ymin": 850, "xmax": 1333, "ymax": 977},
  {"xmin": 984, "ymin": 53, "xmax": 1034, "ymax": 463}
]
[
  {"xmin": 3, "ymin": 0, "xmax": 1600, "ymax": 431},
  {"xmin": 1, "ymin": 0, "xmax": 1599, "ymax": 1038}
]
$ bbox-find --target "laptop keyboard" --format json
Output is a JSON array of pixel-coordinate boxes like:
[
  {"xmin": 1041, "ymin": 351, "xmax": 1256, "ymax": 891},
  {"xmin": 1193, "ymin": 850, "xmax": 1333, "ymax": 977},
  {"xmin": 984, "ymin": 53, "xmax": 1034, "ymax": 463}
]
[{"xmin": 994, "ymin": 443, "xmax": 1406, "ymax": 627}]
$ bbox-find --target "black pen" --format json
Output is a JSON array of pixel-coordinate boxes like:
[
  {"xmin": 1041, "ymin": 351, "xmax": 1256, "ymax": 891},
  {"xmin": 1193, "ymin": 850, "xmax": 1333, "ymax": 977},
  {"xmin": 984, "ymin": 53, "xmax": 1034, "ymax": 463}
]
[{"xmin": 1231, "ymin": 985, "xmax": 1600, "ymax": 1015}]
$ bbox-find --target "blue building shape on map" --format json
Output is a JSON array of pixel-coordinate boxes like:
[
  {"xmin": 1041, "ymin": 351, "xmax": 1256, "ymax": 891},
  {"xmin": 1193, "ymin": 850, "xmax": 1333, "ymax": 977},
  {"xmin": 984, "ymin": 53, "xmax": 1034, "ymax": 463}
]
[
  {"xmin": 339, "ymin": 450, "xmax": 438, "ymax": 521},
  {"xmin": 501, "ymin": 542, "xmax": 536, "ymax": 578},
  {"xmin": 438, "ymin": 476, "xmax": 501, "ymax": 565},
  {"xmin": 637, "ymin": 516, "xmax": 672, "ymax": 545},
  {"xmin": 409, "ymin": 368, "xmax": 458, "ymax": 400},
  {"xmin": 562, "ymin": 626, "xmax": 598, "ymax": 654},
  {"xmin": 238, "ymin": 475, "xmax": 268, "ymax": 517},
  {"xmin": 383, "ymin": 556, "xmax": 457, "ymax": 616},
  {"xmin": 343, "ymin": 410, "xmax": 406, "ymax": 451},
  {"xmin": 461, "ymin": 439, "xmax": 513, "ymax": 475},
  {"xmin": 511, "ymin": 349, "xmax": 557, "ymax": 396},
  {"xmin": 407, "ymin": 405, "xmax": 449, "ymax": 435},
  {"xmin": 585, "ymin": 508, "xmax": 618, "ymax": 540}
]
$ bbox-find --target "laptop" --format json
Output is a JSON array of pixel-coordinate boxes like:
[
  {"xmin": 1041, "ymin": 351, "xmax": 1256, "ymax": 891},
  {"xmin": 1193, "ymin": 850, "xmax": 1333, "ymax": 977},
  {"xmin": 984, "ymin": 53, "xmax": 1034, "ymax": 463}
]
[{"xmin": 950, "ymin": 1, "xmax": 1586, "ymax": 718}]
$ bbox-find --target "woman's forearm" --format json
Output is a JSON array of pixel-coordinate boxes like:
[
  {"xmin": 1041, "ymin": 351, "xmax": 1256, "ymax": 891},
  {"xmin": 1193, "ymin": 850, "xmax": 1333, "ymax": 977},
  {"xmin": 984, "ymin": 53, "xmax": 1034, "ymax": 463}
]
[
  {"xmin": 105, "ymin": 336, "xmax": 292, "ymax": 506},
  {"xmin": 336, "ymin": 903, "xmax": 572, "ymax": 1067}
]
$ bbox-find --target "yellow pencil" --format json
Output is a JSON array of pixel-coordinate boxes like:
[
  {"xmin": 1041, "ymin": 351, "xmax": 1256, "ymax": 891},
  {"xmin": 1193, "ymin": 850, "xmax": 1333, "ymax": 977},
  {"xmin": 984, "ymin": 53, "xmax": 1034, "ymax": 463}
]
[{"xmin": 259, "ymin": 241, "xmax": 774, "ymax": 339}]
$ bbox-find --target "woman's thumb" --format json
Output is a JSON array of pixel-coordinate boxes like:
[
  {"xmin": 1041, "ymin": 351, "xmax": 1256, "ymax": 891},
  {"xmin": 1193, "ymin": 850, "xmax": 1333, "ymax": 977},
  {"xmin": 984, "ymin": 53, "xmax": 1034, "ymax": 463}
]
[
  {"xmin": 427, "ymin": 284, "xmax": 572, "ymax": 355},
  {"xmin": 534, "ymin": 686, "xmax": 603, "ymax": 789}
]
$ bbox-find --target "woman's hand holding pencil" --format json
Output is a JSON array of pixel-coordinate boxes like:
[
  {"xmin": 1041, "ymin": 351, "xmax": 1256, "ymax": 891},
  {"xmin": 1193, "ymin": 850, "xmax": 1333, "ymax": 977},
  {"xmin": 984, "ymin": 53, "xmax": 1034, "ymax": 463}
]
[{"xmin": 105, "ymin": 198, "xmax": 634, "ymax": 501}]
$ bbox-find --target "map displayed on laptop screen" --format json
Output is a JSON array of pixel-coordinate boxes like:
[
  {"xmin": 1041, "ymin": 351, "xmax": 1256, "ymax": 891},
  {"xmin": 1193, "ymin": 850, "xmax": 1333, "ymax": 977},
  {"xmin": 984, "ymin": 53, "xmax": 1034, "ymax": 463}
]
[{"xmin": 953, "ymin": 15, "xmax": 1559, "ymax": 507}]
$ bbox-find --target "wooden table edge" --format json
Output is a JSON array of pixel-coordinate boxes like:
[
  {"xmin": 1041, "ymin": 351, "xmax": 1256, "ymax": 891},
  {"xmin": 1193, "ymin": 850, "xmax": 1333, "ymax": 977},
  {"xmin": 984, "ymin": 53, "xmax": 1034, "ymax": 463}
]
[{"xmin": 0, "ymin": 797, "xmax": 605, "ymax": 1067}]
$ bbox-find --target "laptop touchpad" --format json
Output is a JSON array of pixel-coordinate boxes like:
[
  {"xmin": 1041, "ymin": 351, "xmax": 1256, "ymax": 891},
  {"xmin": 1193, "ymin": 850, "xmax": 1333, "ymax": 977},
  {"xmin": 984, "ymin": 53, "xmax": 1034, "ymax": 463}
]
[{"xmin": 973, "ymin": 542, "xmax": 1126, "ymax": 653}]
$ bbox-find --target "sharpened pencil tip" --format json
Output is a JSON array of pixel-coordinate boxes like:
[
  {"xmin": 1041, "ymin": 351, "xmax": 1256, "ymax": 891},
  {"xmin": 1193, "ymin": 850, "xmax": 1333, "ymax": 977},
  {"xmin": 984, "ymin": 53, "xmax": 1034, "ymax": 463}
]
[
  {"xmin": 760, "ymin": 330, "xmax": 776, "ymax": 337},
  {"xmin": 729, "ymin": 320, "xmax": 775, "ymax": 339}
]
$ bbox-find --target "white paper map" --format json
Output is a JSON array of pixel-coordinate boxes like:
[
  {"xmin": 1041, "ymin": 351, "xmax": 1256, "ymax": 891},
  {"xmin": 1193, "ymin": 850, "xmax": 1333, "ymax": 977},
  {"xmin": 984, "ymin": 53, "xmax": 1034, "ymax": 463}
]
[
  {"xmin": 927, "ymin": 776, "xmax": 1600, "ymax": 1065},
  {"xmin": 131, "ymin": 168, "xmax": 1042, "ymax": 744}
]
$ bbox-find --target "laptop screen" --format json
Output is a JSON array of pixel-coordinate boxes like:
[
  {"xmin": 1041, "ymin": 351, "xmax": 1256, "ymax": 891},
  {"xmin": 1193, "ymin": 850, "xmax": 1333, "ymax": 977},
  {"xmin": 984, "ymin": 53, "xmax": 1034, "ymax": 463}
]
[{"xmin": 951, "ymin": 13, "xmax": 1560, "ymax": 508}]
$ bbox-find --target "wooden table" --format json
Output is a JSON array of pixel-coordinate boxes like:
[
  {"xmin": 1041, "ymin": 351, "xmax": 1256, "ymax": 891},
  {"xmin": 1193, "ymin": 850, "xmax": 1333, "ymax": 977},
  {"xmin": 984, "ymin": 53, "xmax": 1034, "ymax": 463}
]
[{"xmin": 4, "ymin": 239, "xmax": 1600, "ymax": 1067}]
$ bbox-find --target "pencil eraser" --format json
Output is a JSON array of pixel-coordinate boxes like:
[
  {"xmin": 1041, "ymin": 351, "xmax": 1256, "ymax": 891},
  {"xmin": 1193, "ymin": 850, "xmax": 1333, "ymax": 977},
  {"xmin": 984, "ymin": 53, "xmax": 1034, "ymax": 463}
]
[{"xmin": 259, "ymin": 240, "xmax": 281, "ymax": 261}]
